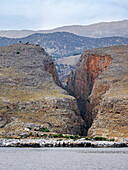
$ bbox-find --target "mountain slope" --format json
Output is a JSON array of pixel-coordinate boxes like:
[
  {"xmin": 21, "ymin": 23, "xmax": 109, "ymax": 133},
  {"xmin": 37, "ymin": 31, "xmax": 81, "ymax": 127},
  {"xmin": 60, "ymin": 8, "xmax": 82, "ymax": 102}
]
[
  {"xmin": 0, "ymin": 43, "xmax": 84, "ymax": 137},
  {"xmin": 0, "ymin": 20, "xmax": 128, "ymax": 38},
  {"xmin": 51, "ymin": 20, "xmax": 128, "ymax": 38},
  {"xmin": 0, "ymin": 32, "xmax": 128, "ymax": 58}
]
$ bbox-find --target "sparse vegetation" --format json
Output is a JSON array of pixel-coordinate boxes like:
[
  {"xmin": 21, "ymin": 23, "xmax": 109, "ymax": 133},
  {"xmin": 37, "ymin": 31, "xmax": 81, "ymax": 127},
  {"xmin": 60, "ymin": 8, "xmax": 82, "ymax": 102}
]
[
  {"xmin": 62, "ymin": 135, "xmax": 79, "ymax": 140},
  {"xmin": 110, "ymin": 138, "xmax": 115, "ymax": 141},
  {"xmin": 69, "ymin": 135, "xmax": 78, "ymax": 140},
  {"xmin": 38, "ymin": 127, "xmax": 50, "ymax": 132},
  {"xmin": 48, "ymin": 134, "xmax": 63, "ymax": 138},
  {"xmin": 41, "ymin": 134, "xmax": 47, "ymax": 138},
  {"xmin": 94, "ymin": 136, "xmax": 107, "ymax": 141},
  {"xmin": 64, "ymin": 135, "xmax": 70, "ymax": 139},
  {"xmin": 58, "ymin": 134, "xmax": 63, "ymax": 138},
  {"xmin": 85, "ymin": 137, "xmax": 91, "ymax": 140}
]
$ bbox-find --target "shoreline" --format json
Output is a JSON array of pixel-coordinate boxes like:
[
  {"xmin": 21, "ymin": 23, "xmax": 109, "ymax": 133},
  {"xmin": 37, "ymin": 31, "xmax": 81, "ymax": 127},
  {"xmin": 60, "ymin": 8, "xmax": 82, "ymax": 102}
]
[{"xmin": 0, "ymin": 138, "xmax": 127, "ymax": 148}]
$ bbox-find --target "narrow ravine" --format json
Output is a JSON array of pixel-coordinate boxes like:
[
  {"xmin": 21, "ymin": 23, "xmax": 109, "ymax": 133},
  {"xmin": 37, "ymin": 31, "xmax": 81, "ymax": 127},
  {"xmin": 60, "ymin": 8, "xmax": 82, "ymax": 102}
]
[{"xmin": 65, "ymin": 45, "xmax": 128, "ymax": 140}]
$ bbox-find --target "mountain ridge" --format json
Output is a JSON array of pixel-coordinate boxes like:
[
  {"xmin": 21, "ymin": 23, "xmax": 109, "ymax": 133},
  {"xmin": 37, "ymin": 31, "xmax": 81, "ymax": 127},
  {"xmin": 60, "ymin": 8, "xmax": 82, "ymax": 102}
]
[
  {"xmin": 0, "ymin": 20, "xmax": 128, "ymax": 38},
  {"xmin": 0, "ymin": 32, "xmax": 128, "ymax": 59}
]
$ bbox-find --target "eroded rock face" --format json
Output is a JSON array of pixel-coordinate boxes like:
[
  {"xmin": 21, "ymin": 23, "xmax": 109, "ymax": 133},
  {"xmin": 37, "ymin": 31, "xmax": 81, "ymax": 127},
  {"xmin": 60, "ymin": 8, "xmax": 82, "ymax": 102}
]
[
  {"xmin": 67, "ymin": 45, "xmax": 128, "ymax": 138},
  {"xmin": 0, "ymin": 43, "xmax": 84, "ymax": 137},
  {"xmin": 67, "ymin": 51, "xmax": 112, "ymax": 119}
]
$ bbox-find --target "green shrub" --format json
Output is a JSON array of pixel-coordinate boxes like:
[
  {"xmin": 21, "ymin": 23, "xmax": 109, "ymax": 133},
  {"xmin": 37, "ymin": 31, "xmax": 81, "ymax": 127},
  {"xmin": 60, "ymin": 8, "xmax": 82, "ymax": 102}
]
[
  {"xmin": 73, "ymin": 135, "xmax": 78, "ymax": 140},
  {"xmin": 19, "ymin": 41, "xmax": 22, "ymax": 43},
  {"xmin": 51, "ymin": 134, "xmax": 63, "ymax": 138},
  {"xmin": 26, "ymin": 42, "xmax": 29, "ymax": 44},
  {"xmin": 45, "ymin": 129, "xmax": 50, "ymax": 132},
  {"xmin": 68, "ymin": 135, "xmax": 78, "ymax": 140},
  {"xmin": 39, "ymin": 127, "xmax": 50, "ymax": 132},
  {"xmin": 41, "ymin": 134, "xmax": 47, "ymax": 138},
  {"xmin": 94, "ymin": 136, "xmax": 107, "ymax": 141},
  {"xmin": 52, "ymin": 134, "xmax": 58, "ymax": 138},
  {"xmin": 85, "ymin": 137, "xmax": 91, "ymax": 140},
  {"xmin": 110, "ymin": 138, "xmax": 114, "ymax": 141},
  {"xmin": 64, "ymin": 135, "xmax": 70, "ymax": 139},
  {"xmin": 58, "ymin": 134, "xmax": 63, "ymax": 138},
  {"xmin": 16, "ymin": 51, "xmax": 20, "ymax": 54}
]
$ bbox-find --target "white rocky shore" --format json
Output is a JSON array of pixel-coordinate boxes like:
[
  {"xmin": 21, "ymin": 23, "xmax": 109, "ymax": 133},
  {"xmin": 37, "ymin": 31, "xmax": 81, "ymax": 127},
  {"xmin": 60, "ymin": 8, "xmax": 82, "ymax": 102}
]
[{"xmin": 0, "ymin": 138, "xmax": 127, "ymax": 148}]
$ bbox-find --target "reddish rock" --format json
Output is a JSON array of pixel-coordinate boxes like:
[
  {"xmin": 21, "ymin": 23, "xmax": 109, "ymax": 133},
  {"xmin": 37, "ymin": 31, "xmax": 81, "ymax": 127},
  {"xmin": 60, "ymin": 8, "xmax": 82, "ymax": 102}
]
[
  {"xmin": 67, "ymin": 50, "xmax": 112, "ymax": 120},
  {"xmin": 67, "ymin": 45, "xmax": 128, "ymax": 138},
  {"xmin": 44, "ymin": 62, "xmax": 61, "ymax": 86}
]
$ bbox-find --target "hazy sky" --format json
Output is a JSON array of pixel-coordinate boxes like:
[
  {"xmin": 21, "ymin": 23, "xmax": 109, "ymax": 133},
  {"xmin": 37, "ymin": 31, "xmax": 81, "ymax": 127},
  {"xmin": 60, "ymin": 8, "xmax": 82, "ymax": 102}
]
[{"xmin": 0, "ymin": 0, "xmax": 128, "ymax": 30}]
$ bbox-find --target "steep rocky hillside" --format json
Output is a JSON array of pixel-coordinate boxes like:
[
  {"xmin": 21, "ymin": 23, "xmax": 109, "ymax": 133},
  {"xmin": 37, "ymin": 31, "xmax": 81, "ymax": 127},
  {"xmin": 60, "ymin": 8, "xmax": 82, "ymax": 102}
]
[
  {"xmin": 0, "ymin": 33, "xmax": 128, "ymax": 87},
  {"xmin": 0, "ymin": 32, "xmax": 128, "ymax": 59},
  {"xmin": 67, "ymin": 45, "xmax": 128, "ymax": 139},
  {"xmin": 0, "ymin": 20, "xmax": 128, "ymax": 38},
  {"xmin": 0, "ymin": 44, "xmax": 84, "ymax": 137}
]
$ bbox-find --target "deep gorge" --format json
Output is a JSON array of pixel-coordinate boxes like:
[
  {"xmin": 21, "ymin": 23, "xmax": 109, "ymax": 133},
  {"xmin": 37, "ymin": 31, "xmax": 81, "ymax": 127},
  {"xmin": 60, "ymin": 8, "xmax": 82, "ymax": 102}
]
[
  {"xmin": 0, "ymin": 44, "xmax": 128, "ymax": 140},
  {"xmin": 65, "ymin": 45, "xmax": 128, "ymax": 139},
  {"xmin": 66, "ymin": 50, "xmax": 113, "ymax": 135}
]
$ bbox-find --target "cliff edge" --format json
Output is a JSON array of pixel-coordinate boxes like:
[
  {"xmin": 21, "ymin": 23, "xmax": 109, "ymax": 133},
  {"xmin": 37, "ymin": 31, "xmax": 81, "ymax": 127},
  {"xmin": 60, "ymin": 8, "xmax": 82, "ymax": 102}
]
[
  {"xmin": 67, "ymin": 45, "xmax": 128, "ymax": 139},
  {"xmin": 0, "ymin": 43, "xmax": 84, "ymax": 137}
]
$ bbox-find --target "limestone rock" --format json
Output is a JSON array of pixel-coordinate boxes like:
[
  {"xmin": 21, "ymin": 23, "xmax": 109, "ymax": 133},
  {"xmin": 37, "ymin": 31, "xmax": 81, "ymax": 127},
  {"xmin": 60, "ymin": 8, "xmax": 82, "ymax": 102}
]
[
  {"xmin": 0, "ymin": 43, "xmax": 84, "ymax": 137},
  {"xmin": 67, "ymin": 45, "xmax": 128, "ymax": 139}
]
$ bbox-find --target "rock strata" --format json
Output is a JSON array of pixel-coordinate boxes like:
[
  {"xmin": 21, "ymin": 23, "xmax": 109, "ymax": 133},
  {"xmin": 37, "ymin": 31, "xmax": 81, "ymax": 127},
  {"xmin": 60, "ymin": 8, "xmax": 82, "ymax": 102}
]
[
  {"xmin": 67, "ymin": 45, "xmax": 128, "ymax": 139},
  {"xmin": 0, "ymin": 43, "xmax": 84, "ymax": 137}
]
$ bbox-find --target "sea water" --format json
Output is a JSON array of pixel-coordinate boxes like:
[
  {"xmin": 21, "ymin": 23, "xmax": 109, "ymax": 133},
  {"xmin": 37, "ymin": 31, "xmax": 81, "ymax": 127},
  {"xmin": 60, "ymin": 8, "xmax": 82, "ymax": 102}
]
[{"xmin": 0, "ymin": 148, "xmax": 128, "ymax": 170}]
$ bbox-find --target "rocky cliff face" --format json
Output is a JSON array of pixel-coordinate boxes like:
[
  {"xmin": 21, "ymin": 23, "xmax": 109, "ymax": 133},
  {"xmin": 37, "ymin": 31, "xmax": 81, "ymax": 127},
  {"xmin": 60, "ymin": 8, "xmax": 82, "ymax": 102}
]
[
  {"xmin": 67, "ymin": 51, "xmax": 112, "ymax": 118},
  {"xmin": 67, "ymin": 45, "xmax": 128, "ymax": 139},
  {"xmin": 0, "ymin": 43, "xmax": 84, "ymax": 137}
]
